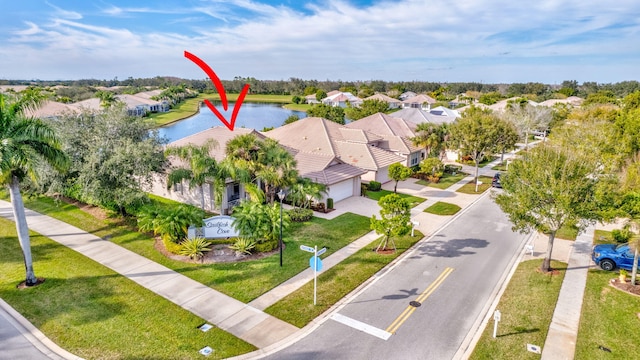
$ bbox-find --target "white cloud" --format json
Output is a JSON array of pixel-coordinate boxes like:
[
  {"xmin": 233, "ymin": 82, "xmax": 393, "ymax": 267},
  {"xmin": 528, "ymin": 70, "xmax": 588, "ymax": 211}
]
[{"xmin": 2, "ymin": 0, "xmax": 639, "ymax": 82}]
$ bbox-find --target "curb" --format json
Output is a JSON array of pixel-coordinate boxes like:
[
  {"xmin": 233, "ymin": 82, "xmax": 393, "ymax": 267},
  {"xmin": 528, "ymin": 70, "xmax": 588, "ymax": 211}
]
[{"xmin": 0, "ymin": 298, "xmax": 83, "ymax": 360}]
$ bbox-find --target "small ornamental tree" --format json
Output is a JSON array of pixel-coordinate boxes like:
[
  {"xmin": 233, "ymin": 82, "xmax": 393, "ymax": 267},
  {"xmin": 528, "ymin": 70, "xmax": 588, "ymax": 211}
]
[
  {"xmin": 388, "ymin": 163, "xmax": 413, "ymax": 193},
  {"xmin": 370, "ymin": 194, "xmax": 412, "ymax": 252},
  {"xmin": 418, "ymin": 157, "xmax": 445, "ymax": 182}
]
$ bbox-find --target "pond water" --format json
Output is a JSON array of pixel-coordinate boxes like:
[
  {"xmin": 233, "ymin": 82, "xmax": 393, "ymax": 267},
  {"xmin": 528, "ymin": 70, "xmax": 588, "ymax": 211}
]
[{"xmin": 156, "ymin": 102, "xmax": 307, "ymax": 142}]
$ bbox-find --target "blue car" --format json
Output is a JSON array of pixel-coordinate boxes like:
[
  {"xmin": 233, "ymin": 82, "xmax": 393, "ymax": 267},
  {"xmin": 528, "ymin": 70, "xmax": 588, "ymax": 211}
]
[{"xmin": 592, "ymin": 243, "xmax": 639, "ymax": 271}]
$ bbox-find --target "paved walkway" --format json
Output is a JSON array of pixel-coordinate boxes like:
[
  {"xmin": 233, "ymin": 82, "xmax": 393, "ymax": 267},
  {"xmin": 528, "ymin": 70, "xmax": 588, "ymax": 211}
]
[{"xmin": 541, "ymin": 225, "xmax": 595, "ymax": 360}]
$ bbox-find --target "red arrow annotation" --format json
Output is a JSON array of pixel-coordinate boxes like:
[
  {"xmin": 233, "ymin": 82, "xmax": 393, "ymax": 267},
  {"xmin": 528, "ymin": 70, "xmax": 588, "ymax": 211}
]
[{"xmin": 184, "ymin": 51, "xmax": 250, "ymax": 131}]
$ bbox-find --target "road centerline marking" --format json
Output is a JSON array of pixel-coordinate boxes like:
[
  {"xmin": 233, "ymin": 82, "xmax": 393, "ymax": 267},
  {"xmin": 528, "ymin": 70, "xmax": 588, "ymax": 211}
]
[
  {"xmin": 330, "ymin": 313, "xmax": 392, "ymax": 340},
  {"xmin": 386, "ymin": 267, "xmax": 454, "ymax": 335}
]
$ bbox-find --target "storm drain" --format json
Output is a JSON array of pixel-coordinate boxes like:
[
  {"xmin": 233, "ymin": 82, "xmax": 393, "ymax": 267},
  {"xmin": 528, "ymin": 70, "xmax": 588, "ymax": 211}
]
[{"xmin": 409, "ymin": 301, "xmax": 421, "ymax": 307}]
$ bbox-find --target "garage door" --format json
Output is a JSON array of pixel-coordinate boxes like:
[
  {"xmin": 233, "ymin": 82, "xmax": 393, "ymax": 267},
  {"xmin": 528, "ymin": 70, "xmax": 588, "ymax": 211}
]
[
  {"xmin": 376, "ymin": 166, "xmax": 391, "ymax": 184},
  {"xmin": 329, "ymin": 179, "xmax": 355, "ymax": 202}
]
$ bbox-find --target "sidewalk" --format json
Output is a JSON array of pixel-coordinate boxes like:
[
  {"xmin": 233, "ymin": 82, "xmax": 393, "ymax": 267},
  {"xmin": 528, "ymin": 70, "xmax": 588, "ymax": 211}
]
[{"xmin": 541, "ymin": 225, "xmax": 595, "ymax": 360}]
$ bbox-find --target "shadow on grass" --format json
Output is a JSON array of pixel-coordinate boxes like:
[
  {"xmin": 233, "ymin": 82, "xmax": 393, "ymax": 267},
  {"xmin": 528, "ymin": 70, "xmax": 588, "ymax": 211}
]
[{"xmin": 497, "ymin": 327, "xmax": 540, "ymax": 338}]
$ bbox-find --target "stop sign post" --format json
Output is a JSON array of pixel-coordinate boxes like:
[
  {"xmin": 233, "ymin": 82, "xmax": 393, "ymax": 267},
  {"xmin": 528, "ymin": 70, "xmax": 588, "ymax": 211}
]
[{"xmin": 300, "ymin": 244, "xmax": 326, "ymax": 305}]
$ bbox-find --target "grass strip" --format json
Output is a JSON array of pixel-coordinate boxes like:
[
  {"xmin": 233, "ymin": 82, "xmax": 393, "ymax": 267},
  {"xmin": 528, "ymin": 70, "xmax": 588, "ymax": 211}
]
[
  {"xmin": 13, "ymin": 195, "xmax": 371, "ymax": 302},
  {"xmin": 0, "ymin": 218, "xmax": 255, "ymax": 359},
  {"xmin": 365, "ymin": 189, "xmax": 426, "ymax": 207},
  {"xmin": 576, "ymin": 267, "xmax": 640, "ymax": 359},
  {"xmin": 424, "ymin": 201, "xmax": 461, "ymax": 215},
  {"xmin": 470, "ymin": 260, "xmax": 565, "ymax": 360},
  {"xmin": 456, "ymin": 175, "xmax": 493, "ymax": 194},
  {"xmin": 265, "ymin": 230, "xmax": 423, "ymax": 327},
  {"xmin": 420, "ymin": 172, "xmax": 468, "ymax": 189}
]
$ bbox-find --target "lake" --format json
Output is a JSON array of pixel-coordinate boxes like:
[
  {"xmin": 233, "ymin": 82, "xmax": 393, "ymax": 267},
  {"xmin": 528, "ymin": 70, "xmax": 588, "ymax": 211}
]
[{"xmin": 156, "ymin": 102, "xmax": 307, "ymax": 142}]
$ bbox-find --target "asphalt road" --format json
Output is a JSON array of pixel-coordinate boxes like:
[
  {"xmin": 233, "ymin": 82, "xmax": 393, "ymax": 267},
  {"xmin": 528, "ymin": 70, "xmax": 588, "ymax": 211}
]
[{"xmin": 264, "ymin": 192, "xmax": 529, "ymax": 360}]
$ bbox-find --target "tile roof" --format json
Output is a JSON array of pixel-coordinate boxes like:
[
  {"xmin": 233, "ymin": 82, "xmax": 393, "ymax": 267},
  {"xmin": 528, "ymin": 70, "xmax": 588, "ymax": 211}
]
[
  {"xmin": 392, "ymin": 108, "xmax": 457, "ymax": 125},
  {"xmin": 265, "ymin": 116, "xmax": 404, "ymax": 172},
  {"xmin": 25, "ymin": 100, "xmax": 79, "ymax": 118},
  {"xmin": 402, "ymin": 94, "xmax": 437, "ymax": 105},
  {"xmin": 168, "ymin": 127, "xmax": 265, "ymax": 161},
  {"xmin": 365, "ymin": 93, "xmax": 402, "ymax": 105},
  {"xmin": 347, "ymin": 112, "xmax": 417, "ymax": 138}
]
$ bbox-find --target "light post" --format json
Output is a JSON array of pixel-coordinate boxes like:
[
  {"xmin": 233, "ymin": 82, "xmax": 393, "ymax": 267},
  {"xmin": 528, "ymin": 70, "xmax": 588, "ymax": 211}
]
[{"xmin": 277, "ymin": 189, "xmax": 285, "ymax": 267}]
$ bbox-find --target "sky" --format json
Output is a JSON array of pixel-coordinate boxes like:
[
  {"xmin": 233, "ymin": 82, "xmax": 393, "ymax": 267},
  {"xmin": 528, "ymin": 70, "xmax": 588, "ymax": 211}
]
[{"xmin": 1, "ymin": 0, "xmax": 639, "ymax": 84}]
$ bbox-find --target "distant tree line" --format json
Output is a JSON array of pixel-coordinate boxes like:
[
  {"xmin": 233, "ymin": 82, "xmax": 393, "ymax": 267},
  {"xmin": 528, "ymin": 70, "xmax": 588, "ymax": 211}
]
[{"xmin": 2, "ymin": 77, "xmax": 639, "ymax": 101}]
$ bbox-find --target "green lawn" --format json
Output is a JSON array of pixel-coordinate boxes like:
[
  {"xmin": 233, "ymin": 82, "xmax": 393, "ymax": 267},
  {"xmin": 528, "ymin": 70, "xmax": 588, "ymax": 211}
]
[
  {"xmin": 265, "ymin": 230, "xmax": 424, "ymax": 327},
  {"xmin": 149, "ymin": 94, "xmax": 295, "ymax": 127},
  {"xmin": 456, "ymin": 175, "xmax": 493, "ymax": 194},
  {"xmin": 283, "ymin": 103, "xmax": 311, "ymax": 112},
  {"xmin": 14, "ymin": 195, "xmax": 371, "ymax": 303},
  {"xmin": 576, "ymin": 268, "xmax": 640, "ymax": 359},
  {"xmin": 365, "ymin": 189, "xmax": 426, "ymax": 207},
  {"xmin": 554, "ymin": 223, "xmax": 579, "ymax": 241},
  {"xmin": 423, "ymin": 201, "xmax": 461, "ymax": 216},
  {"xmin": 0, "ymin": 218, "xmax": 255, "ymax": 359},
  {"xmin": 492, "ymin": 162, "xmax": 508, "ymax": 171},
  {"xmin": 416, "ymin": 172, "xmax": 468, "ymax": 189},
  {"xmin": 470, "ymin": 260, "xmax": 566, "ymax": 360},
  {"xmin": 149, "ymin": 95, "xmax": 206, "ymax": 126}
]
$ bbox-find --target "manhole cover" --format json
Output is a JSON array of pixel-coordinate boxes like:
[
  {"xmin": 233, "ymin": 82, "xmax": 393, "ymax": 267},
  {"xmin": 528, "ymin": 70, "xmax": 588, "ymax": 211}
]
[{"xmin": 409, "ymin": 301, "xmax": 421, "ymax": 307}]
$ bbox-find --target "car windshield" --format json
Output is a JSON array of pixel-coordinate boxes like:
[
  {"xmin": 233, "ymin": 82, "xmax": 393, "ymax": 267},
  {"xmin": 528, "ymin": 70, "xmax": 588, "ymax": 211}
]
[{"xmin": 615, "ymin": 244, "xmax": 629, "ymax": 251}]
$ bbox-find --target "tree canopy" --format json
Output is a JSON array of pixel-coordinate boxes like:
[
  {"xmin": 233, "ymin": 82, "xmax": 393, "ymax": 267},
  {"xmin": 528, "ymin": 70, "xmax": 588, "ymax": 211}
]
[
  {"xmin": 306, "ymin": 104, "xmax": 345, "ymax": 124},
  {"xmin": 370, "ymin": 193, "xmax": 411, "ymax": 252}
]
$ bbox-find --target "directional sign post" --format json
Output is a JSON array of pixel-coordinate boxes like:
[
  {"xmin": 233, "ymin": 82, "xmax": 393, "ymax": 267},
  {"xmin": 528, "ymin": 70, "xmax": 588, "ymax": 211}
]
[{"xmin": 300, "ymin": 244, "xmax": 326, "ymax": 305}]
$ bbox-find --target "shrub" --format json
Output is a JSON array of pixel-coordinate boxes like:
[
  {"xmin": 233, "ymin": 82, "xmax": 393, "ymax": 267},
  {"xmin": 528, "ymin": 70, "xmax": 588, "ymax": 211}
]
[
  {"xmin": 361, "ymin": 184, "xmax": 368, "ymax": 196},
  {"xmin": 327, "ymin": 198, "xmax": 334, "ymax": 209},
  {"xmin": 178, "ymin": 237, "xmax": 213, "ymax": 261},
  {"xmin": 229, "ymin": 237, "xmax": 256, "ymax": 255},
  {"xmin": 612, "ymin": 228, "xmax": 632, "ymax": 243},
  {"xmin": 163, "ymin": 237, "xmax": 183, "ymax": 255},
  {"xmin": 255, "ymin": 239, "xmax": 279, "ymax": 252},
  {"xmin": 288, "ymin": 208, "xmax": 313, "ymax": 222},
  {"xmin": 368, "ymin": 181, "xmax": 382, "ymax": 191}
]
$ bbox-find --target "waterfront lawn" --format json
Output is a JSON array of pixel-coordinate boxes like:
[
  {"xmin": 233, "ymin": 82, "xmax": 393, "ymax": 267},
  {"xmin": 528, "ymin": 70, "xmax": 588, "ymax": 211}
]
[
  {"xmin": 470, "ymin": 260, "xmax": 565, "ymax": 360},
  {"xmin": 0, "ymin": 218, "xmax": 255, "ymax": 359},
  {"xmin": 265, "ymin": 230, "xmax": 424, "ymax": 327},
  {"xmin": 205, "ymin": 93, "xmax": 293, "ymax": 103},
  {"xmin": 13, "ymin": 195, "xmax": 371, "ymax": 303},
  {"xmin": 149, "ymin": 95, "xmax": 206, "ymax": 126},
  {"xmin": 365, "ymin": 189, "xmax": 426, "ymax": 207},
  {"xmin": 575, "ymin": 268, "xmax": 640, "ymax": 359}
]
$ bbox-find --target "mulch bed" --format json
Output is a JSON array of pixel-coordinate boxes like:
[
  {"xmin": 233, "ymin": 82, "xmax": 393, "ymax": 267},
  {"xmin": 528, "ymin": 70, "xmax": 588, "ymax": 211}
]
[
  {"xmin": 610, "ymin": 278, "xmax": 640, "ymax": 297},
  {"xmin": 154, "ymin": 238, "xmax": 279, "ymax": 264}
]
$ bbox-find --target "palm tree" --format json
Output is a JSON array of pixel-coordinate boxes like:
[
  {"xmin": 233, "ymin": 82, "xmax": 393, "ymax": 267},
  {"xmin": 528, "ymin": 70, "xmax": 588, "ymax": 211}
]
[
  {"xmin": 256, "ymin": 139, "xmax": 298, "ymax": 203},
  {"xmin": 165, "ymin": 139, "xmax": 218, "ymax": 210},
  {"xmin": 412, "ymin": 123, "xmax": 449, "ymax": 159},
  {"xmin": 288, "ymin": 177, "xmax": 327, "ymax": 208},
  {"xmin": 0, "ymin": 91, "xmax": 69, "ymax": 286}
]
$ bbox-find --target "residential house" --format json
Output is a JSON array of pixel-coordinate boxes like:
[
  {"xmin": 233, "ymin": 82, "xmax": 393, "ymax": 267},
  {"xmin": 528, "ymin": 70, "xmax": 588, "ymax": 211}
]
[
  {"xmin": 148, "ymin": 127, "xmax": 266, "ymax": 213},
  {"xmin": 24, "ymin": 100, "xmax": 79, "ymax": 120},
  {"xmin": 321, "ymin": 91, "xmax": 362, "ymax": 108},
  {"xmin": 265, "ymin": 117, "xmax": 404, "ymax": 184},
  {"xmin": 345, "ymin": 112, "xmax": 425, "ymax": 168},
  {"xmin": 401, "ymin": 94, "xmax": 437, "ymax": 110},
  {"xmin": 364, "ymin": 93, "xmax": 402, "ymax": 109}
]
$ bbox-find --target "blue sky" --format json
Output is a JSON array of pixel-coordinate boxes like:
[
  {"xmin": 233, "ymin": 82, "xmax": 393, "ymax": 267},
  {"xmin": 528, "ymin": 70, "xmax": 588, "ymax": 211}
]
[{"xmin": 1, "ymin": 0, "xmax": 639, "ymax": 84}]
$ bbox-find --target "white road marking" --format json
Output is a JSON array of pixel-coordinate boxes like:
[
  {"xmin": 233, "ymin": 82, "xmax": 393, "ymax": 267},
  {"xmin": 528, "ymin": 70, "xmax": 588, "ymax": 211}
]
[{"xmin": 330, "ymin": 313, "xmax": 392, "ymax": 340}]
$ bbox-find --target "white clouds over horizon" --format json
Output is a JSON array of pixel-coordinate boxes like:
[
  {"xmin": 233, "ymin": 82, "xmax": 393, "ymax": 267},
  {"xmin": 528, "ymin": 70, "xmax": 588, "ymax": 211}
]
[{"xmin": 1, "ymin": 0, "xmax": 639, "ymax": 83}]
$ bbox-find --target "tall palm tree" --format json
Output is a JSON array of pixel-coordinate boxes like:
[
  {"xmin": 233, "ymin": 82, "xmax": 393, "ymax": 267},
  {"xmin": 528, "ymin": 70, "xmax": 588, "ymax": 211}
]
[
  {"xmin": 0, "ymin": 91, "xmax": 69, "ymax": 286},
  {"xmin": 165, "ymin": 139, "xmax": 218, "ymax": 210}
]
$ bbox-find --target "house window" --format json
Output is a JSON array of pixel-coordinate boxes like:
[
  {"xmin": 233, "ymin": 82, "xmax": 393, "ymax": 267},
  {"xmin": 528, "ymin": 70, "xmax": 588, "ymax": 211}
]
[
  {"xmin": 173, "ymin": 182, "xmax": 183, "ymax": 194},
  {"xmin": 410, "ymin": 152, "xmax": 420, "ymax": 166}
]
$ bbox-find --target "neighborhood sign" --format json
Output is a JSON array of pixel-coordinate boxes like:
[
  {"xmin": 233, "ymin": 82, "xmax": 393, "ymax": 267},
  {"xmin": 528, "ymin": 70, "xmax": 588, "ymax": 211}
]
[{"xmin": 188, "ymin": 215, "xmax": 240, "ymax": 239}]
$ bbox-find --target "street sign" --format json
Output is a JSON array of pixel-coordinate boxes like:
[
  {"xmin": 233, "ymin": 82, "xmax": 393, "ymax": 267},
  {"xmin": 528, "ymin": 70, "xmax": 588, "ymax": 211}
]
[
  {"xmin": 316, "ymin": 247, "xmax": 327, "ymax": 256},
  {"xmin": 300, "ymin": 245, "xmax": 315, "ymax": 253},
  {"xmin": 309, "ymin": 256, "xmax": 323, "ymax": 271}
]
